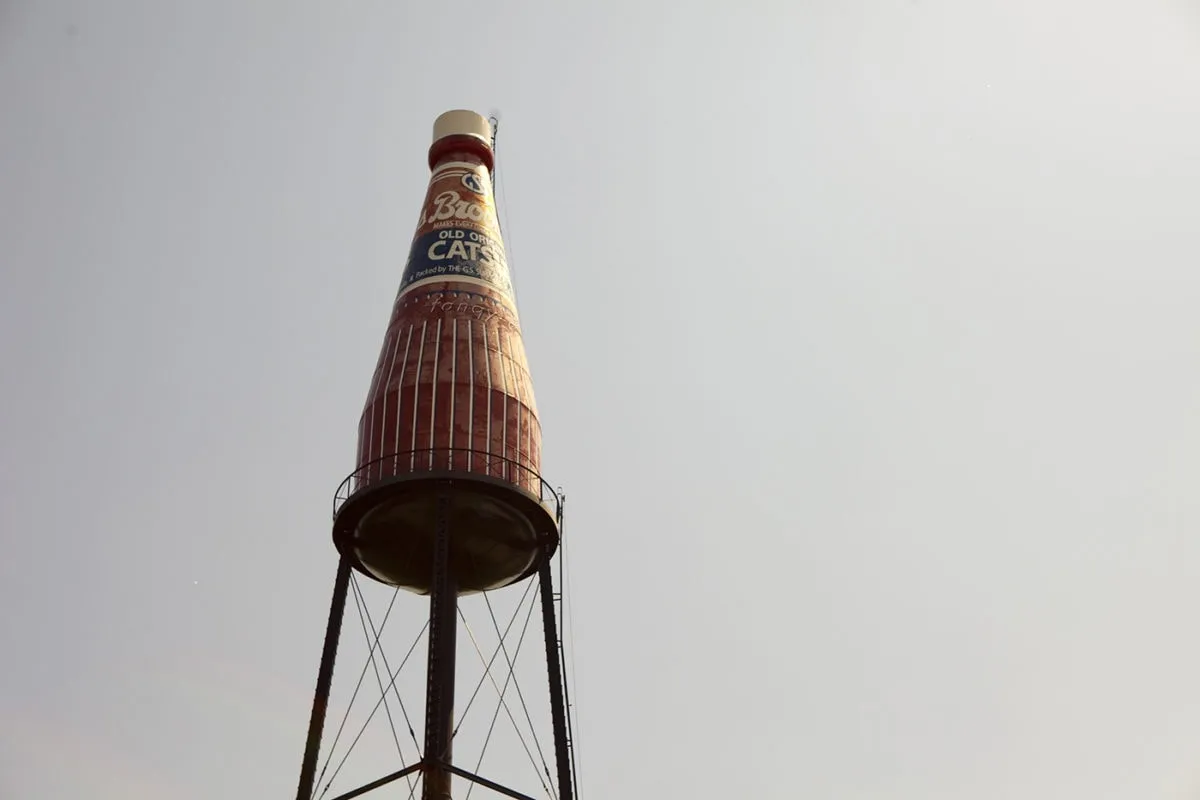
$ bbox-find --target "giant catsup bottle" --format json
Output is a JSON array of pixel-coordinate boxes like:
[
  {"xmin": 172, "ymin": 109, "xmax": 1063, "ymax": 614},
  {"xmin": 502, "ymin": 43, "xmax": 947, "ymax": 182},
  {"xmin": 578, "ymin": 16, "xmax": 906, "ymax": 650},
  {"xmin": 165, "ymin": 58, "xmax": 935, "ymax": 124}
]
[{"xmin": 341, "ymin": 110, "xmax": 548, "ymax": 595}]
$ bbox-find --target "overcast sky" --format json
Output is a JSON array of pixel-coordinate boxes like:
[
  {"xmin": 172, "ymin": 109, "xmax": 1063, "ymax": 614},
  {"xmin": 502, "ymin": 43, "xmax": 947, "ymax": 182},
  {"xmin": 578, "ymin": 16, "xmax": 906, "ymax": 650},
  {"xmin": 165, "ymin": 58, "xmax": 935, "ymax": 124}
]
[{"xmin": 4, "ymin": 1, "xmax": 1200, "ymax": 798}]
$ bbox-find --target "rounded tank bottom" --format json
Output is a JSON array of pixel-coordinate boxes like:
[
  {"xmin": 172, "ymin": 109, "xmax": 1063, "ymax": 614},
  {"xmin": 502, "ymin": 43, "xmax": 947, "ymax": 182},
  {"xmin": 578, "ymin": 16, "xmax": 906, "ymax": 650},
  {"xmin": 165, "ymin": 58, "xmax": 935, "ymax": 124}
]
[{"xmin": 333, "ymin": 474, "xmax": 558, "ymax": 595}]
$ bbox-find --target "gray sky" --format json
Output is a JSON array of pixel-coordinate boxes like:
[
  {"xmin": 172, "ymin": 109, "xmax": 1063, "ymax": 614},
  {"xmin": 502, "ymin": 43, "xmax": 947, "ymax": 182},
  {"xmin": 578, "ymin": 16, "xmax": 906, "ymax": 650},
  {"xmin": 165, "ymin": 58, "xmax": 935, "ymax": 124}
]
[{"xmin": 4, "ymin": 0, "xmax": 1200, "ymax": 797}]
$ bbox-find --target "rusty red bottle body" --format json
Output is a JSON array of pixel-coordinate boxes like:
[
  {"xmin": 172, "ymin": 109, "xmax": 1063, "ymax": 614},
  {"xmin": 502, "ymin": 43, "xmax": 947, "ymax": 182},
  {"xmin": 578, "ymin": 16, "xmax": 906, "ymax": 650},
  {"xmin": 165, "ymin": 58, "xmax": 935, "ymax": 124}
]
[{"xmin": 354, "ymin": 141, "xmax": 541, "ymax": 502}]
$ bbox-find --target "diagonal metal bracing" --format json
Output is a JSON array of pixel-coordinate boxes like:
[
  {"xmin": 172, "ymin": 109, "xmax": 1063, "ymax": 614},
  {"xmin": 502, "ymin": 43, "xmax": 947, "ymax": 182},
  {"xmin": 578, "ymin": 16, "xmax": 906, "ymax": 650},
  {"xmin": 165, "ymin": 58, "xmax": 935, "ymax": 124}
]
[
  {"xmin": 352, "ymin": 576, "xmax": 422, "ymax": 751},
  {"xmin": 449, "ymin": 764, "xmax": 544, "ymax": 800},
  {"xmin": 327, "ymin": 762, "xmax": 423, "ymax": 800},
  {"xmin": 317, "ymin": 616, "xmax": 430, "ymax": 800},
  {"xmin": 349, "ymin": 577, "xmax": 417, "ymax": 796},
  {"xmin": 483, "ymin": 591, "xmax": 558, "ymax": 799},
  {"xmin": 459, "ymin": 593, "xmax": 555, "ymax": 800},
  {"xmin": 311, "ymin": 579, "xmax": 405, "ymax": 799},
  {"xmin": 307, "ymin": 564, "xmax": 573, "ymax": 800},
  {"xmin": 455, "ymin": 579, "xmax": 537, "ymax": 736},
  {"xmin": 313, "ymin": 572, "xmax": 562, "ymax": 800}
]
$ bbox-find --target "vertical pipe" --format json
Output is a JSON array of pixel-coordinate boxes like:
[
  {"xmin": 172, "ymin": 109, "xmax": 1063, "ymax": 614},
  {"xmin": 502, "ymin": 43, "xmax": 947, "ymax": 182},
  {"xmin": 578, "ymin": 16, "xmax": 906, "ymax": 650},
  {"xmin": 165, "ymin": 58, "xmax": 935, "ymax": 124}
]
[
  {"xmin": 538, "ymin": 558, "xmax": 574, "ymax": 800},
  {"xmin": 422, "ymin": 487, "xmax": 458, "ymax": 800},
  {"xmin": 296, "ymin": 556, "xmax": 353, "ymax": 800},
  {"xmin": 557, "ymin": 497, "xmax": 581, "ymax": 800}
]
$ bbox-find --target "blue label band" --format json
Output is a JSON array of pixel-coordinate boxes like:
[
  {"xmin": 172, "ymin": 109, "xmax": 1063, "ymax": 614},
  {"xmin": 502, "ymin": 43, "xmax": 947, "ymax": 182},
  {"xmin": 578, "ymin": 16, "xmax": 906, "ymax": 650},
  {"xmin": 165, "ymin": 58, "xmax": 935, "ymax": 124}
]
[{"xmin": 400, "ymin": 226, "xmax": 511, "ymax": 295}]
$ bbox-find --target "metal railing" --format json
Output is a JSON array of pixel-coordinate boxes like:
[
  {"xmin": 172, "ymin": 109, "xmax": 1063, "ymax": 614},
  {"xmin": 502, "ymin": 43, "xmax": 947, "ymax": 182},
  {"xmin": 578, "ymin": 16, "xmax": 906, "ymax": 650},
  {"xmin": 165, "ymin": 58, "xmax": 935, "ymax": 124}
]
[{"xmin": 333, "ymin": 447, "xmax": 559, "ymax": 520}]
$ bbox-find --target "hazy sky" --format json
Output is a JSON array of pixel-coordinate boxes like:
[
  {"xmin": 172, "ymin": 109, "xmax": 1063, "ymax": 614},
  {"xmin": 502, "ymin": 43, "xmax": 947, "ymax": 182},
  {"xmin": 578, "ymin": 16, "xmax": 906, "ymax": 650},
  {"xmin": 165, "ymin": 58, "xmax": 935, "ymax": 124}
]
[{"xmin": 4, "ymin": 1, "xmax": 1200, "ymax": 797}]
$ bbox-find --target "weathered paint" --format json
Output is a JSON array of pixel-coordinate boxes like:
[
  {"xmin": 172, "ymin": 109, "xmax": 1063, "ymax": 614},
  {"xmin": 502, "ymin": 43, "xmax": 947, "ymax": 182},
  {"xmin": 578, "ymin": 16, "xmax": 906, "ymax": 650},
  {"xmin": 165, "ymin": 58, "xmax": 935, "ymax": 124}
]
[{"xmin": 353, "ymin": 123, "xmax": 541, "ymax": 498}]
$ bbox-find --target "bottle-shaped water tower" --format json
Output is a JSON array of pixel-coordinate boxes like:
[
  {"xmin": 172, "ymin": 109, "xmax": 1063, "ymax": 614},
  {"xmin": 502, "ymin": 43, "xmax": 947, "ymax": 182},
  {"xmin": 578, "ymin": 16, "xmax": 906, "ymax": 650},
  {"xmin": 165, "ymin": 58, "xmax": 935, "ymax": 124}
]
[{"xmin": 295, "ymin": 110, "xmax": 577, "ymax": 800}]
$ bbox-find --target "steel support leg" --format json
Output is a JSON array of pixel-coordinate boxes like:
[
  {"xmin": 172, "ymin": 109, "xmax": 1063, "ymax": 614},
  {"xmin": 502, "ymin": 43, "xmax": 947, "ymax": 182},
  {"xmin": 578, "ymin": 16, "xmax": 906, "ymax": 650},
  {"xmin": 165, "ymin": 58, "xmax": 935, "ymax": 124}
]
[
  {"xmin": 296, "ymin": 555, "xmax": 353, "ymax": 800},
  {"xmin": 422, "ymin": 487, "xmax": 457, "ymax": 800},
  {"xmin": 538, "ymin": 558, "xmax": 574, "ymax": 800}
]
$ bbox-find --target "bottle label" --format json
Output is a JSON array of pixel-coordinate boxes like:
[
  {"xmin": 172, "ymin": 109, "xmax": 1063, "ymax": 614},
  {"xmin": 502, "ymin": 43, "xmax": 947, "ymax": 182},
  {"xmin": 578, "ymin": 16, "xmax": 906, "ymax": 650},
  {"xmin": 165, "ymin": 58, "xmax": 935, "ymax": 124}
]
[{"xmin": 398, "ymin": 162, "xmax": 513, "ymax": 299}]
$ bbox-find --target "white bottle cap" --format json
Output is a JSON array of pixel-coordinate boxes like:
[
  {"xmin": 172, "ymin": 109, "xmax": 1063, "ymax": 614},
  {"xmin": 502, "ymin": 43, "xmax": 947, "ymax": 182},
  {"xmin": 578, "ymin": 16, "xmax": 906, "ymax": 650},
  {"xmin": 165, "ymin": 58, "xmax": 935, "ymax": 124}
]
[{"xmin": 432, "ymin": 110, "xmax": 492, "ymax": 147}]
